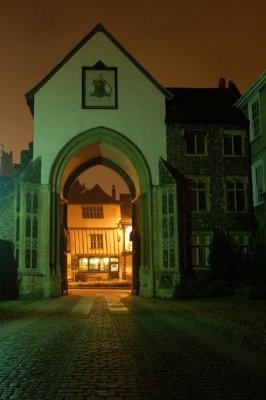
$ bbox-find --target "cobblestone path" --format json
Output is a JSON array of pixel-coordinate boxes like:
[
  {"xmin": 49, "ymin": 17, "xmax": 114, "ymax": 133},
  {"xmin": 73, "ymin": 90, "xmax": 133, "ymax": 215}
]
[{"xmin": 1, "ymin": 290, "xmax": 266, "ymax": 400}]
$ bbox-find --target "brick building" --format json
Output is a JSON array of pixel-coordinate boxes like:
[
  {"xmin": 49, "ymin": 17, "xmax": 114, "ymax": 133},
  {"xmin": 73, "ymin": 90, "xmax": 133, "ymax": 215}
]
[{"xmin": 164, "ymin": 82, "xmax": 253, "ymax": 276}]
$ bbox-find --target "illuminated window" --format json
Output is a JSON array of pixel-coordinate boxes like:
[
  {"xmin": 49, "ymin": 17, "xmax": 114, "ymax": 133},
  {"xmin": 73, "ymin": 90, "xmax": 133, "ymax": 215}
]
[
  {"xmin": 110, "ymin": 257, "xmax": 119, "ymax": 272},
  {"xmin": 225, "ymin": 179, "xmax": 246, "ymax": 212},
  {"xmin": 223, "ymin": 134, "xmax": 243, "ymax": 156},
  {"xmin": 82, "ymin": 206, "xmax": 103, "ymax": 218},
  {"xmin": 185, "ymin": 130, "xmax": 207, "ymax": 155},
  {"xmin": 252, "ymin": 160, "xmax": 265, "ymax": 206},
  {"xmin": 188, "ymin": 177, "xmax": 209, "ymax": 211},
  {"xmin": 191, "ymin": 234, "xmax": 210, "ymax": 268},
  {"xmin": 88, "ymin": 257, "xmax": 99, "ymax": 271},
  {"xmin": 90, "ymin": 234, "xmax": 103, "ymax": 249},
  {"xmin": 99, "ymin": 257, "xmax": 109, "ymax": 272},
  {"xmin": 79, "ymin": 257, "xmax": 89, "ymax": 272},
  {"xmin": 78, "ymin": 257, "xmax": 113, "ymax": 272}
]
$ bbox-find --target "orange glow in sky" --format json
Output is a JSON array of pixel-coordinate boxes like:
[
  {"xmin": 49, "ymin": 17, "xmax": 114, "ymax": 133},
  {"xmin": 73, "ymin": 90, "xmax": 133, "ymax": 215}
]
[{"xmin": 0, "ymin": 0, "xmax": 265, "ymax": 161}]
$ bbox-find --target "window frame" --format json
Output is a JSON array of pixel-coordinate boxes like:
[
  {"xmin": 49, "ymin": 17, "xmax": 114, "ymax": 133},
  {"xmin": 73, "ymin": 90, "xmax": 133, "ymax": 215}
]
[
  {"xmin": 184, "ymin": 129, "xmax": 207, "ymax": 156},
  {"xmin": 251, "ymin": 159, "xmax": 265, "ymax": 206},
  {"xmin": 191, "ymin": 232, "xmax": 211, "ymax": 269},
  {"xmin": 78, "ymin": 256, "xmax": 117, "ymax": 273},
  {"xmin": 223, "ymin": 131, "xmax": 244, "ymax": 156},
  {"xmin": 229, "ymin": 232, "xmax": 250, "ymax": 256},
  {"xmin": 82, "ymin": 206, "xmax": 104, "ymax": 219},
  {"xmin": 248, "ymin": 95, "xmax": 261, "ymax": 141},
  {"xmin": 187, "ymin": 176, "xmax": 210, "ymax": 212},
  {"xmin": 90, "ymin": 234, "xmax": 104, "ymax": 249},
  {"xmin": 225, "ymin": 177, "xmax": 247, "ymax": 212}
]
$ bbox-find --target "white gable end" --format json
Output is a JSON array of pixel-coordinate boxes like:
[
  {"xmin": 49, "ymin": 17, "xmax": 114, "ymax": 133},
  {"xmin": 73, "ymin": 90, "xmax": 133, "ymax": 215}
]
[{"xmin": 32, "ymin": 29, "xmax": 167, "ymax": 185}]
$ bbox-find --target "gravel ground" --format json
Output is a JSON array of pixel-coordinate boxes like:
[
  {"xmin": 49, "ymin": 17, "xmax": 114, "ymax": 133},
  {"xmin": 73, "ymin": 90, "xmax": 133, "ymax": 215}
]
[
  {"xmin": 1, "ymin": 295, "xmax": 266, "ymax": 354},
  {"xmin": 152, "ymin": 296, "xmax": 266, "ymax": 354}
]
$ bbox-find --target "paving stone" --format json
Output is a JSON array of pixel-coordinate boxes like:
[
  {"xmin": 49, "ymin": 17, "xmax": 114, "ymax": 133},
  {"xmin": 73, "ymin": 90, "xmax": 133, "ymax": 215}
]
[{"xmin": 0, "ymin": 291, "xmax": 266, "ymax": 399}]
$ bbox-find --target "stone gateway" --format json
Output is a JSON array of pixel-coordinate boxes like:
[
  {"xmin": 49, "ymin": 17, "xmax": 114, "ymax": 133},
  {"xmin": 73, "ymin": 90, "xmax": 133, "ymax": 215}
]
[{"xmin": 0, "ymin": 24, "xmax": 253, "ymax": 299}]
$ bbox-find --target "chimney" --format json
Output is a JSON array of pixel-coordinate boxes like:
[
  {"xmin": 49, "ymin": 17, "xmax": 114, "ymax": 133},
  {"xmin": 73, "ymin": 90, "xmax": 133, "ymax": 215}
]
[
  {"xmin": 218, "ymin": 77, "xmax": 226, "ymax": 88},
  {"xmin": 112, "ymin": 184, "xmax": 116, "ymax": 200},
  {"xmin": 228, "ymin": 80, "xmax": 241, "ymax": 99}
]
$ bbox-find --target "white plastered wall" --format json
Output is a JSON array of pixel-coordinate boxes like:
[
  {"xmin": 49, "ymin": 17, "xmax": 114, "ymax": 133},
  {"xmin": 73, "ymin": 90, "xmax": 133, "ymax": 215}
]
[{"xmin": 33, "ymin": 31, "xmax": 167, "ymax": 185}]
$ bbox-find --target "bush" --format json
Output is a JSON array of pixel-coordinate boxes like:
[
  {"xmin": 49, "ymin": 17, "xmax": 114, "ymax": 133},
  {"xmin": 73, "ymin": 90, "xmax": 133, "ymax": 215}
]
[
  {"xmin": 208, "ymin": 231, "xmax": 238, "ymax": 284},
  {"xmin": 246, "ymin": 240, "xmax": 266, "ymax": 284},
  {"xmin": 248, "ymin": 283, "xmax": 266, "ymax": 300},
  {"xmin": 174, "ymin": 280, "xmax": 199, "ymax": 299},
  {"xmin": 174, "ymin": 277, "xmax": 233, "ymax": 299}
]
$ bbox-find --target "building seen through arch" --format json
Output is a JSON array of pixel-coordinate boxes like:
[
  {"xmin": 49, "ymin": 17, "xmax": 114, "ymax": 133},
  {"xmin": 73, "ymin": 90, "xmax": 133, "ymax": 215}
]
[{"xmin": 67, "ymin": 180, "xmax": 132, "ymax": 286}]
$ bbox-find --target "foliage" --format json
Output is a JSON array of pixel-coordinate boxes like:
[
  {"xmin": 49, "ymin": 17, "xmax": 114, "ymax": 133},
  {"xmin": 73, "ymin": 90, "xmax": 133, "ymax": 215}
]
[
  {"xmin": 174, "ymin": 276, "xmax": 233, "ymax": 299},
  {"xmin": 248, "ymin": 283, "xmax": 266, "ymax": 300},
  {"xmin": 175, "ymin": 232, "xmax": 266, "ymax": 300},
  {"xmin": 246, "ymin": 239, "xmax": 266, "ymax": 284},
  {"xmin": 208, "ymin": 231, "xmax": 239, "ymax": 284}
]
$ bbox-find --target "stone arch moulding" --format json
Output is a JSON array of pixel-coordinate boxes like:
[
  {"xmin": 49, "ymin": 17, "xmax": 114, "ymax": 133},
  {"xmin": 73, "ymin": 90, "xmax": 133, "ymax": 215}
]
[
  {"xmin": 50, "ymin": 126, "xmax": 152, "ymax": 198},
  {"xmin": 48, "ymin": 126, "xmax": 154, "ymax": 296}
]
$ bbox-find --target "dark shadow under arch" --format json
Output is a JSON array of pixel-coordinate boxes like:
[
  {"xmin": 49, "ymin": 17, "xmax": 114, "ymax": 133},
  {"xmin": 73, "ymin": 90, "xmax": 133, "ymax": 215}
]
[{"xmin": 63, "ymin": 157, "xmax": 136, "ymax": 199}]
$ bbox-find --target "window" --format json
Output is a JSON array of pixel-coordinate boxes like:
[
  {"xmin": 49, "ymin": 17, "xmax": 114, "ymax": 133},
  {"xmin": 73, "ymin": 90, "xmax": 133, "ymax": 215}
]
[
  {"xmin": 188, "ymin": 177, "xmax": 209, "ymax": 211},
  {"xmin": 79, "ymin": 257, "xmax": 89, "ymax": 272},
  {"xmin": 223, "ymin": 133, "xmax": 243, "ymax": 156},
  {"xmin": 249, "ymin": 97, "xmax": 261, "ymax": 140},
  {"xmin": 252, "ymin": 160, "xmax": 265, "ymax": 206},
  {"xmin": 225, "ymin": 179, "xmax": 246, "ymax": 212},
  {"xmin": 82, "ymin": 206, "xmax": 103, "ymax": 218},
  {"xmin": 78, "ymin": 257, "xmax": 113, "ymax": 273},
  {"xmin": 191, "ymin": 234, "xmax": 210, "ymax": 268},
  {"xmin": 89, "ymin": 257, "xmax": 100, "ymax": 271},
  {"xmin": 185, "ymin": 130, "xmax": 207, "ymax": 155},
  {"xmin": 90, "ymin": 234, "xmax": 103, "ymax": 249},
  {"xmin": 230, "ymin": 233, "xmax": 249, "ymax": 255}
]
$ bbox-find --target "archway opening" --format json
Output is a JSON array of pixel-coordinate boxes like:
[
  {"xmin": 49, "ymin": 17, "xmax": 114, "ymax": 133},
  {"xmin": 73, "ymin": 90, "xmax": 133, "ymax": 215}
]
[
  {"xmin": 65, "ymin": 165, "xmax": 133, "ymax": 289},
  {"xmin": 50, "ymin": 128, "xmax": 153, "ymax": 298}
]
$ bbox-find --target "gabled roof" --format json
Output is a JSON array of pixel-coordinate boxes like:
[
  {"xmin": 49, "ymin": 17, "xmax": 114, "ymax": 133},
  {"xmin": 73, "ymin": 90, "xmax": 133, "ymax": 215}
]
[
  {"xmin": 165, "ymin": 86, "xmax": 248, "ymax": 124},
  {"xmin": 25, "ymin": 23, "xmax": 172, "ymax": 114},
  {"xmin": 235, "ymin": 70, "xmax": 266, "ymax": 108},
  {"xmin": 68, "ymin": 183, "xmax": 119, "ymax": 204}
]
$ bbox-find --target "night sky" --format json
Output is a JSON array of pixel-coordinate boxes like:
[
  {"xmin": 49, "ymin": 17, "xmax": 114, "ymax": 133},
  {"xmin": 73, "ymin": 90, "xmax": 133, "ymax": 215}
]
[{"xmin": 0, "ymin": 0, "xmax": 266, "ymax": 163}]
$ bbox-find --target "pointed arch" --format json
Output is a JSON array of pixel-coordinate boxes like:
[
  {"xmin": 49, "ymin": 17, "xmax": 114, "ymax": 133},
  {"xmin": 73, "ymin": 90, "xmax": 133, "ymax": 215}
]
[
  {"xmin": 50, "ymin": 126, "xmax": 152, "ymax": 198},
  {"xmin": 49, "ymin": 126, "xmax": 153, "ymax": 296}
]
